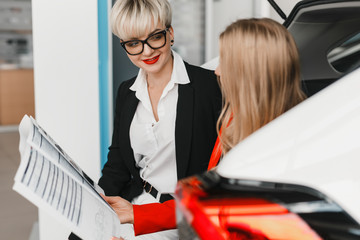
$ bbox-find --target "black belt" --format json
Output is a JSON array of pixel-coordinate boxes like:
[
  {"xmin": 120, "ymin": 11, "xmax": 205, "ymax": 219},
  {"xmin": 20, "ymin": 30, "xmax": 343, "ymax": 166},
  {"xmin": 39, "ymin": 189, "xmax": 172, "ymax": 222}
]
[{"xmin": 143, "ymin": 181, "xmax": 174, "ymax": 203}]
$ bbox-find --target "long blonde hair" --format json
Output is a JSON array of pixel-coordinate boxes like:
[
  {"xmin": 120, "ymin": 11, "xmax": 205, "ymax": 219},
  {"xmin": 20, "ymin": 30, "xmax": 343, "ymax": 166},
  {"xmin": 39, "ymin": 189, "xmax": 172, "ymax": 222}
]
[{"xmin": 218, "ymin": 18, "xmax": 306, "ymax": 154}]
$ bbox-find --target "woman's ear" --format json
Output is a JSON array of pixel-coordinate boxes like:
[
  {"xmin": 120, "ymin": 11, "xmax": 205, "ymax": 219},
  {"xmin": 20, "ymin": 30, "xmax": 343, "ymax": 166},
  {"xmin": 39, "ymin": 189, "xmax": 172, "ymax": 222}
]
[{"xmin": 168, "ymin": 26, "xmax": 174, "ymax": 39}]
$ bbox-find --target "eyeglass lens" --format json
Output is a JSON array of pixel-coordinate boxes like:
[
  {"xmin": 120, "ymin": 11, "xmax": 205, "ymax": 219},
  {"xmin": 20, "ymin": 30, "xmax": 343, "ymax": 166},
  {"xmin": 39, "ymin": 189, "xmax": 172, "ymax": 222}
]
[{"xmin": 124, "ymin": 31, "xmax": 166, "ymax": 55}]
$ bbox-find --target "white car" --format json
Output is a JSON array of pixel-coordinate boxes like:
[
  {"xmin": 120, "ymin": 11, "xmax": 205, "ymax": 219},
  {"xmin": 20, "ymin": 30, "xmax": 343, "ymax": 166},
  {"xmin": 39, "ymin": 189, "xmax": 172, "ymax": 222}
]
[{"xmin": 175, "ymin": 1, "xmax": 360, "ymax": 239}]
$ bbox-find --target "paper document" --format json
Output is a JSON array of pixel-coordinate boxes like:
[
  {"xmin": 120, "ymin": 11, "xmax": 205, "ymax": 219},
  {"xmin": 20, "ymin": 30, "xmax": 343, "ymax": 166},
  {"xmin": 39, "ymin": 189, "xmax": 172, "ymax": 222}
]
[{"xmin": 13, "ymin": 115, "xmax": 121, "ymax": 240}]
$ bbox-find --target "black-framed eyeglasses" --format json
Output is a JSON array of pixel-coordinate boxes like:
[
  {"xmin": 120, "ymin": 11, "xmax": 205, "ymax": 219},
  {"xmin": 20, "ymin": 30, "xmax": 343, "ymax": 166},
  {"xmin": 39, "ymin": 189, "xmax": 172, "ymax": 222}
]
[{"xmin": 120, "ymin": 28, "xmax": 169, "ymax": 55}]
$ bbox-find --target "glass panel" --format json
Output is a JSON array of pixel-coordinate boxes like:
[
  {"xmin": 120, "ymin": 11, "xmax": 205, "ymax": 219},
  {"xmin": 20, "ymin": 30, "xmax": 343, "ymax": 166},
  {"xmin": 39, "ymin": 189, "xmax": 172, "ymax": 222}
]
[
  {"xmin": 170, "ymin": 0, "xmax": 206, "ymax": 65},
  {"xmin": 327, "ymin": 32, "xmax": 360, "ymax": 73}
]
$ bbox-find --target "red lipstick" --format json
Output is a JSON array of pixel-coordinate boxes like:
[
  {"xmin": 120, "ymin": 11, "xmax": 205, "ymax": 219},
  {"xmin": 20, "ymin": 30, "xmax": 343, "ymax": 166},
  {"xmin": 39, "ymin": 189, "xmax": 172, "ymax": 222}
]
[{"xmin": 143, "ymin": 55, "xmax": 160, "ymax": 65}]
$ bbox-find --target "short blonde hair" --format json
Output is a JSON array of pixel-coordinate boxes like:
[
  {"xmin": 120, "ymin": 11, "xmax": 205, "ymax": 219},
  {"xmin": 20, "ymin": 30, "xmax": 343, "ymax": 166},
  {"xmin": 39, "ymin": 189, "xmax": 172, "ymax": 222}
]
[
  {"xmin": 110, "ymin": 0, "xmax": 172, "ymax": 40},
  {"xmin": 218, "ymin": 18, "xmax": 306, "ymax": 154}
]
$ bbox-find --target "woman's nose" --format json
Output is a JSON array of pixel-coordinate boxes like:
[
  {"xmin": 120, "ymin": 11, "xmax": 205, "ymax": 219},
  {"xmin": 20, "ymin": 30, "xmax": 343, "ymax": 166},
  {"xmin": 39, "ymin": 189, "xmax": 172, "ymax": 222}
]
[{"xmin": 142, "ymin": 43, "xmax": 154, "ymax": 56}]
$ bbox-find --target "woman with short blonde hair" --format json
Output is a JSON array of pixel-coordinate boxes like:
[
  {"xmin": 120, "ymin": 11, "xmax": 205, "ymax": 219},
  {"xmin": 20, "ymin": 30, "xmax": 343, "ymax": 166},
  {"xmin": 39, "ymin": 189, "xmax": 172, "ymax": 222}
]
[{"xmin": 69, "ymin": 0, "xmax": 221, "ymax": 239}]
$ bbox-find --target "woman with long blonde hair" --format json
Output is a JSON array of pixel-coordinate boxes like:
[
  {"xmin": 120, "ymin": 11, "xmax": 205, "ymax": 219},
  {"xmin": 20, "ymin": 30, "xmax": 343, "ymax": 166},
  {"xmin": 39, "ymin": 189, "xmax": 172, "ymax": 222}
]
[{"xmin": 215, "ymin": 18, "xmax": 306, "ymax": 155}]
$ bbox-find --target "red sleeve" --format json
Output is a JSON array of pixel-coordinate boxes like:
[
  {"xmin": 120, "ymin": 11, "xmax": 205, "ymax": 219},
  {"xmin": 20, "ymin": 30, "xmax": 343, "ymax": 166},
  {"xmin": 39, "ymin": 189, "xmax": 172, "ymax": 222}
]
[
  {"xmin": 208, "ymin": 135, "xmax": 222, "ymax": 170},
  {"xmin": 132, "ymin": 200, "xmax": 176, "ymax": 236}
]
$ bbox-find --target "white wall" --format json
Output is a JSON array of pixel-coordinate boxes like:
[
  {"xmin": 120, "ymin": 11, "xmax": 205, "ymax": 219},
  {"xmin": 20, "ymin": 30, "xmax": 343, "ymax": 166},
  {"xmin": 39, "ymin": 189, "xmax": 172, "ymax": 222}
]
[
  {"xmin": 31, "ymin": 0, "xmax": 101, "ymax": 239},
  {"xmin": 205, "ymin": 0, "xmax": 301, "ymax": 61},
  {"xmin": 206, "ymin": 0, "xmax": 254, "ymax": 61}
]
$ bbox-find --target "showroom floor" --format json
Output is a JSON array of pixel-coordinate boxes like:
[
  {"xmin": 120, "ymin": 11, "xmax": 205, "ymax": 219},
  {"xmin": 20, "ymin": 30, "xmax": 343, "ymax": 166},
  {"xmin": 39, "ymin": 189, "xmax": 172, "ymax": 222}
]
[{"xmin": 0, "ymin": 126, "xmax": 38, "ymax": 240}]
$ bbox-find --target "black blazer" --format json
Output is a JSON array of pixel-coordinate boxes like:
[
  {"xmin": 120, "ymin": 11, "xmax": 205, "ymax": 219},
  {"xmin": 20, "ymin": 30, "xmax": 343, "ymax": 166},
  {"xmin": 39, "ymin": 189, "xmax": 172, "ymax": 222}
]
[{"xmin": 98, "ymin": 62, "xmax": 222, "ymax": 201}]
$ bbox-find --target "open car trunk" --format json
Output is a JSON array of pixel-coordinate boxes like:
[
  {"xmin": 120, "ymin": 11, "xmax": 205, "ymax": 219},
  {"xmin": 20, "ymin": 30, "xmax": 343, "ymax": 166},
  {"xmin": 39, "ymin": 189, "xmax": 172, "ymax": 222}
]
[{"xmin": 284, "ymin": 0, "xmax": 360, "ymax": 96}]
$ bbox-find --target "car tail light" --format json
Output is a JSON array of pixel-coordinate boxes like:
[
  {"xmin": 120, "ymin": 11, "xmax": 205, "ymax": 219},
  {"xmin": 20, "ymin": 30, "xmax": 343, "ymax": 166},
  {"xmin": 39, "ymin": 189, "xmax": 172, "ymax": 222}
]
[{"xmin": 176, "ymin": 171, "xmax": 360, "ymax": 240}]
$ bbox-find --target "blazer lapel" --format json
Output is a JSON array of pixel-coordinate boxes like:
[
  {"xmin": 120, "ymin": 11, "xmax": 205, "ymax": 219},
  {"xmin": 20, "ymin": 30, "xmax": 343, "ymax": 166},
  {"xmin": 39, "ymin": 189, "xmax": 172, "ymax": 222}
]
[{"xmin": 175, "ymin": 78, "xmax": 194, "ymax": 179}]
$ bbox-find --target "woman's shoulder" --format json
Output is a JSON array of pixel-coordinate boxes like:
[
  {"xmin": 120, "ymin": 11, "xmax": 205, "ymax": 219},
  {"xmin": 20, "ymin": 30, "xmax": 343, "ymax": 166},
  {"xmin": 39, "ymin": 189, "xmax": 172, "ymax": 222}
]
[
  {"xmin": 184, "ymin": 62, "xmax": 218, "ymax": 88},
  {"xmin": 113, "ymin": 76, "xmax": 138, "ymax": 105},
  {"xmin": 116, "ymin": 76, "xmax": 137, "ymax": 94},
  {"xmin": 184, "ymin": 61, "xmax": 215, "ymax": 77},
  {"xmin": 121, "ymin": 76, "xmax": 137, "ymax": 89}
]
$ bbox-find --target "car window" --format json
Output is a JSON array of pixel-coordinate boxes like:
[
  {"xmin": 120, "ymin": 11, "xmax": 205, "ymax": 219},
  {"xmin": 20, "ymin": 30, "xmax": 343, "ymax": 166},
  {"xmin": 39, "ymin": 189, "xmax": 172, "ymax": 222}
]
[{"xmin": 328, "ymin": 32, "xmax": 360, "ymax": 73}]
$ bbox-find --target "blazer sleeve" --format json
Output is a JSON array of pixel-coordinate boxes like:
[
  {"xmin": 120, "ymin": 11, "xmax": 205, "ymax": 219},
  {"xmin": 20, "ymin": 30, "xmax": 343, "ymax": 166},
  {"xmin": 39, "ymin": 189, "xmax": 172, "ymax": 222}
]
[
  {"xmin": 98, "ymin": 80, "xmax": 133, "ymax": 196},
  {"xmin": 133, "ymin": 200, "xmax": 176, "ymax": 236}
]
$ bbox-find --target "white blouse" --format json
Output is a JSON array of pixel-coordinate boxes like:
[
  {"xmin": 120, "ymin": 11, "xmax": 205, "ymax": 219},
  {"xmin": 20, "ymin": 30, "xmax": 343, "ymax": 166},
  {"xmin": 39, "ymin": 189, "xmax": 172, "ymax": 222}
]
[{"xmin": 129, "ymin": 51, "xmax": 190, "ymax": 196}]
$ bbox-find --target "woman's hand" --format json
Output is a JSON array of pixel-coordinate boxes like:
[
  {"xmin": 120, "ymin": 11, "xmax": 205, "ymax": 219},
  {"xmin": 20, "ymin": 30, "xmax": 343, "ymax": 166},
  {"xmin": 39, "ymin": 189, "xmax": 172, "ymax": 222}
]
[
  {"xmin": 110, "ymin": 237, "xmax": 124, "ymax": 240},
  {"xmin": 101, "ymin": 194, "xmax": 134, "ymax": 224}
]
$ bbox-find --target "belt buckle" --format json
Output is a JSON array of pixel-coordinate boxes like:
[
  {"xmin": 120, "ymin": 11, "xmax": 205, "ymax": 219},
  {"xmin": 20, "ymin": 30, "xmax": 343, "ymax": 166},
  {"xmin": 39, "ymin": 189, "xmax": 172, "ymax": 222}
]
[
  {"xmin": 147, "ymin": 185, "xmax": 153, "ymax": 193},
  {"xmin": 143, "ymin": 181, "xmax": 153, "ymax": 193}
]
